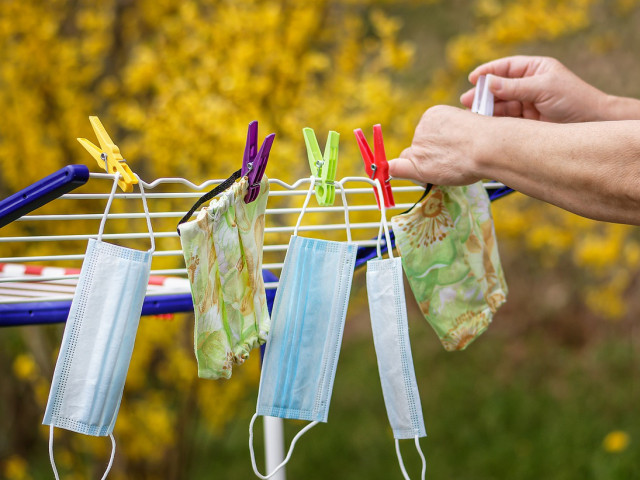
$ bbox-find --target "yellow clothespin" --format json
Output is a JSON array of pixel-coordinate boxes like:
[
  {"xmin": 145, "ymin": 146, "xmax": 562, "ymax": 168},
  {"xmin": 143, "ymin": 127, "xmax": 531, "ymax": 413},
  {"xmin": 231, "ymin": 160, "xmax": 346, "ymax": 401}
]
[{"xmin": 77, "ymin": 116, "xmax": 138, "ymax": 192}]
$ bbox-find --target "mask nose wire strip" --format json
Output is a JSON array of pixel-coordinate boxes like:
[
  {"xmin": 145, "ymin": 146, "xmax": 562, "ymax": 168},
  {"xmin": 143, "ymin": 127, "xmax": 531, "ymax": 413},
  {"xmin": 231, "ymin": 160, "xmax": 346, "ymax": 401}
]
[
  {"xmin": 249, "ymin": 413, "xmax": 319, "ymax": 479},
  {"xmin": 394, "ymin": 436, "xmax": 427, "ymax": 480},
  {"xmin": 293, "ymin": 177, "xmax": 316, "ymax": 236},
  {"xmin": 49, "ymin": 426, "xmax": 117, "ymax": 480}
]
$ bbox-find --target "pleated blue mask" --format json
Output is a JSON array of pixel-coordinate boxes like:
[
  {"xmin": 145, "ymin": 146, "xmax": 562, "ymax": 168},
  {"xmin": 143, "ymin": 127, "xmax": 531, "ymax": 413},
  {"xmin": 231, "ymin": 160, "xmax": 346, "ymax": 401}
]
[
  {"xmin": 367, "ymin": 189, "xmax": 427, "ymax": 480},
  {"xmin": 43, "ymin": 175, "xmax": 154, "ymax": 480},
  {"xmin": 249, "ymin": 177, "xmax": 357, "ymax": 479}
]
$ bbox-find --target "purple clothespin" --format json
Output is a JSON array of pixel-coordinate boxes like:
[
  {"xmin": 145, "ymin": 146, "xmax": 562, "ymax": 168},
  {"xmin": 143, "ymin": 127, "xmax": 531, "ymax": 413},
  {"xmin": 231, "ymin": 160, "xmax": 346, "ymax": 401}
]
[{"xmin": 242, "ymin": 120, "xmax": 275, "ymax": 203}]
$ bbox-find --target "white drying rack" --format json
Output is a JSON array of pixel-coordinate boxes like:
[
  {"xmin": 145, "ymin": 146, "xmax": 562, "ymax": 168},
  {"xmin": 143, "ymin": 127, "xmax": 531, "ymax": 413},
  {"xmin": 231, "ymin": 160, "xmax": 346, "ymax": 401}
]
[
  {"xmin": 0, "ymin": 169, "xmax": 508, "ymax": 480},
  {"xmin": 0, "ymin": 171, "xmax": 469, "ymax": 323}
]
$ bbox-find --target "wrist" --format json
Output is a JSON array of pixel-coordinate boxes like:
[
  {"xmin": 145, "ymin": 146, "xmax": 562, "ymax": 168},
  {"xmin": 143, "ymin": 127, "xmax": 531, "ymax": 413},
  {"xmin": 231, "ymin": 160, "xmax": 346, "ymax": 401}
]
[
  {"xmin": 471, "ymin": 115, "xmax": 498, "ymax": 180},
  {"xmin": 597, "ymin": 94, "xmax": 640, "ymax": 121}
]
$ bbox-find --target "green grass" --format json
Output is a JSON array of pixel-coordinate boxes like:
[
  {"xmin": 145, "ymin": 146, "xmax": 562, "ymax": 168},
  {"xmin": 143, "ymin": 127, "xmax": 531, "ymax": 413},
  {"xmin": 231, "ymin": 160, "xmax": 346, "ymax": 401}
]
[{"xmin": 185, "ymin": 271, "xmax": 639, "ymax": 479}]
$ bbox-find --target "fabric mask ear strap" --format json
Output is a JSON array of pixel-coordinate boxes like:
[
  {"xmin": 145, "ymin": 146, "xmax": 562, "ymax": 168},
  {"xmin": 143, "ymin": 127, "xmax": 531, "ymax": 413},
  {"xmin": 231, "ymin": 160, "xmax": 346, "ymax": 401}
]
[
  {"xmin": 249, "ymin": 413, "xmax": 318, "ymax": 479},
  {"xmin": 373, "ymin": 178, "xmax": 392, "ymax": 259},
  {"xmin": 293, "ymin": 177, "xmax": 316, "ymax": 236},
  {"xmin": 176, "ymin": 168, "xmax": 242, "ymax": 234},
  {"xmin": 394, "ymin": 436, "xmax": 427, "ymax": 480},
  {"xmin": 49, "ymin": 426, "xmax": 117, "ymax": 480}
]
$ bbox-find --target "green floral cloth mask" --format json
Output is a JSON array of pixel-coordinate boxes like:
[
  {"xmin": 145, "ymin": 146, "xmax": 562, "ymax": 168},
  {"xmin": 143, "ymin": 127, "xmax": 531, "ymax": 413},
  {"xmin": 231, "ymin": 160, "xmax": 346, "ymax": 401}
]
[
  {"xmin": 390, "ymin": 182, "xmax": 507, "ymax": 351},
  {"xmin": 179, "ymin": 177, "xmax": 270, "ymax": 379}
]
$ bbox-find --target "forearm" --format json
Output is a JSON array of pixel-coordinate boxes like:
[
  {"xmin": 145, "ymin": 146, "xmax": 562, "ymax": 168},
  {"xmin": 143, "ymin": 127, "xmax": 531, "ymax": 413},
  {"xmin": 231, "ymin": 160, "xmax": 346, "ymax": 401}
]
[{"xmin": 476, "ymin": 117, "xmax": 640, "ymax": 224}]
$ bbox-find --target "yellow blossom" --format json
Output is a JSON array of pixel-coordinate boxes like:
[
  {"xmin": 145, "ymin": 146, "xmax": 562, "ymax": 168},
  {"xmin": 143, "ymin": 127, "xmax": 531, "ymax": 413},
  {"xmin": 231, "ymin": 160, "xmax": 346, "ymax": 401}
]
[
  {"xmin": 603, "ymin": 430, "xmax": 630, "ymax": 453},
  {"xmin": 12, "ymin": 354, "xmax": 38, "ymax": 382},
  {"xmin": 3, "ymin": 455, "xmax": 30, "ymax": 480}
]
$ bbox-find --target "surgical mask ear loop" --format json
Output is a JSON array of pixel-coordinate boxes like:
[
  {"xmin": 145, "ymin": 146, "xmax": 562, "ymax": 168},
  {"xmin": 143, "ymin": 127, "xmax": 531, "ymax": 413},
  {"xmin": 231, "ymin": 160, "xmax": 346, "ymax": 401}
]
[
  {"xmin": 373, "ymin": 178, "xmax": 392, "ymax": 260},
  {"xmin": 136, "ymin": 175, "xmax": 156, "ymax": 254},
  {"xmin": 49, "ymin": 425, "xmax": 116, "ymax": 480},
  {"xmin": 336, "ymin": 180, "xmax": 353, "ymax": 243},
  {"xmin": 293, "ymin": 176, "xmax": 316, "ymax": 236},
  {"xmin": 395, "ymin": 436, "xmax": 427, "ymax": 480},
  {"xmin": 97, "ymin": 173, "xmax": 156, "ymax": 253},
  {"xmin": 294, "ymin": 176, "xmax": 353, "ymax": 243},
  {"xmin": 248, "ymin": 413, "xmax": 319, "ymax": 479},
  {"xmin": 97, "ymin": 174, "xmax": 120, "ymax": 241}
]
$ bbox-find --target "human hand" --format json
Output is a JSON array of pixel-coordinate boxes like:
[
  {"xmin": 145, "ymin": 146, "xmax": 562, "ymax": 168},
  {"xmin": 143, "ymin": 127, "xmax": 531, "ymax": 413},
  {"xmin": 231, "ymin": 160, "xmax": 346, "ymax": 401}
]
[
  {"xmin": 388, "ymin": 105, "xmax": 486, "ymax": 186},
  {"xmin": 460, "ymin": 56, "xmax": 607, "ymax": 123}
]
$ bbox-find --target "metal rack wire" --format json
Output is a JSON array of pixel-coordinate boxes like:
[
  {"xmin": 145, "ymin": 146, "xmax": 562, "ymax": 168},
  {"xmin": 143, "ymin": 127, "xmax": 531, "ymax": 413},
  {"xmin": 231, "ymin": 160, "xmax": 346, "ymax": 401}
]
[{"xmin": 0, "ymin": 170, "xmax": 509, "ymax": 327}]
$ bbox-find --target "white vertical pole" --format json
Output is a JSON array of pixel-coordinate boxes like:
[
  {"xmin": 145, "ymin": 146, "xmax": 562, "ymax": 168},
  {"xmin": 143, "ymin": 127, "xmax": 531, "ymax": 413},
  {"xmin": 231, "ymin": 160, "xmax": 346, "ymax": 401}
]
[{"xmin": 264, "ymin": 416, "xmax": 286, "ymax": 480}]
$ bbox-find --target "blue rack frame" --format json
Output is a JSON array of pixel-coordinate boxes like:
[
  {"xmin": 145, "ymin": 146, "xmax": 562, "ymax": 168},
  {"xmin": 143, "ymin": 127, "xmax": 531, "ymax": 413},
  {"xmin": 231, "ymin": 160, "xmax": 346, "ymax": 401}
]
[{"xmin": 0, "ymin": 165, "xmax": 90, "ymax": 228}]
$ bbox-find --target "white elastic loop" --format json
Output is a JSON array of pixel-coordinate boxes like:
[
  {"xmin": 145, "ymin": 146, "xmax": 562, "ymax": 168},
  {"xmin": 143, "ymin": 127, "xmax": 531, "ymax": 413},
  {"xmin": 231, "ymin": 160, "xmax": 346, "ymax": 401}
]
[
  {"xmin": 415, "ymin": 436, "xmax": 427, "ymax": 480},
  {"xmin": 395, "ymin": 438, "xmax": 410, "ymax": 480},
  {"xmin": 373, "ymin": 179, "xmax": 392, "ymax": 259},
  {"xmin": 97, "ymin": 174, "xmax": 120, "ymax": 241},
  {"xmin": 293, "ymin": 178, "xmax": 316, "ymax": 236},
  {"xmin": 394, "ymin": 436, "xmax": 426, "ymax": 480},
  {"xmin": 376, "ymin": 223, "xmax": 384, "ymax": 259},
  {"xmin": 49, "ymin": 427, "xmax": 117, "ymax": 480},
  {"xmin": 249, "ymin": 413, "xmax": 318, "ymax": 479},
  {"xmin": 49, "ymin": 426, "xmax": 60, "ymax": 480},
  {"xmin": 136, "ymin": 175, "xmax": 156, "ymax": 253},
  {"xmin": 336, "ymin": 181, "xmax": 353, "ymax": 243},
  {"xmin": 100, "ymin": 433, "xmax": 117, "ymax": 480},
  {"xmin": 97, "ymin": 174, "xmax": 155, "ymax": 253}
]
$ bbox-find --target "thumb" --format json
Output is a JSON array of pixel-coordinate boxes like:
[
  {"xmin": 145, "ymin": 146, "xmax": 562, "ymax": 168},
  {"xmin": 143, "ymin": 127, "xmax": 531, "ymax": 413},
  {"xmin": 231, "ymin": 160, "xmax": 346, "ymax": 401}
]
[
  {"xmin": 388, "ymin": 155, "xmax": 423, "ymax": 182},
  {"xmin": 488, "ymin": 74, "xmax": 540, "ymax": 103}
]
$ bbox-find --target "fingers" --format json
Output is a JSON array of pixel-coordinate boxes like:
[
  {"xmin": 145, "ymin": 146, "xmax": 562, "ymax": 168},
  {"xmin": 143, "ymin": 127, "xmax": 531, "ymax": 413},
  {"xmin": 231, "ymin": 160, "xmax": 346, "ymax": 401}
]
[
  {"xmin": 493, "ymin": 100, "xmax": 524, "ymax": 118},
  {"xmin": 488, "ymin": 75, "xmax": 541, "ymax": 103},
  {"xmin": 460, "ymin": 87, "xmax": 475, "ymax": 109},
  {"xmin": 468, "ymin": 55, "xmax": 540, "ymax": 84},
  {"xmin": 462, "ymin": 89, "xmax": 531, "ymax": 118}
]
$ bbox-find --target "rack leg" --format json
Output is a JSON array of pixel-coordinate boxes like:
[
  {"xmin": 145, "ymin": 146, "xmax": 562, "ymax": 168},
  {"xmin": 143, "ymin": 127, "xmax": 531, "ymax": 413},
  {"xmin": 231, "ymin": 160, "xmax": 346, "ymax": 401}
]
[{"xmin": 264, "ymin": 415, "xmax": 286, "ymax": 480}]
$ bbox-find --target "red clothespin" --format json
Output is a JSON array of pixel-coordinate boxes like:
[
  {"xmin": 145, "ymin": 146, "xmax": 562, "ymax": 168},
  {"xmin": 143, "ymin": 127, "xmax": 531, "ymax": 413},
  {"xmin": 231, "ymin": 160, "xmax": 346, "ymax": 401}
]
[
  {"xmin": 242, "ymin": 120, "xmax": 275, "ymax": 203},
  {"xmin": 354, "ymin": 124, "xmax": 395, "ymax": 209}
]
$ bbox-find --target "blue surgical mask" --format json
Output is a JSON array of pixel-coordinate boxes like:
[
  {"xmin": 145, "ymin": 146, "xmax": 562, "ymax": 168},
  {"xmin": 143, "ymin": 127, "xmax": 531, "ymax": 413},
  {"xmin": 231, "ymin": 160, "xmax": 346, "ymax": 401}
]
[
  {"xmin": 249, "ymin": 177, "xmax": 357, "ymax": 479},
  {"xmin": 43, "ymin": 175, "xmax": 154, "ymax": 480},
  {"xmin": 367, "ymin": 180, "xmax": 427, "ymax": 480}
]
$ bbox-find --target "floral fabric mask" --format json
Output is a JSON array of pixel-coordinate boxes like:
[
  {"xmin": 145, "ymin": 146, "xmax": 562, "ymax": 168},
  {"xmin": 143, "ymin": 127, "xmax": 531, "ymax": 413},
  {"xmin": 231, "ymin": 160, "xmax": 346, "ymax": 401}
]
[
  {"xmin": 179, "ymin": 176, "xmax": 269, "ymax": 379},
  {"xmin": 390, "ymin": 182, "xmax": 507, "ymax": 351}
]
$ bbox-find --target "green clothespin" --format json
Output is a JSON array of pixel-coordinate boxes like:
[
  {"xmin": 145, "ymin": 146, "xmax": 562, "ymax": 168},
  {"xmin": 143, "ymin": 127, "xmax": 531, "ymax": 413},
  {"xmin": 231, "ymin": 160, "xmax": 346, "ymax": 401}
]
[{"xmin": 303, "ymin": 127, "xmax": 339, "ymax": 206}]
